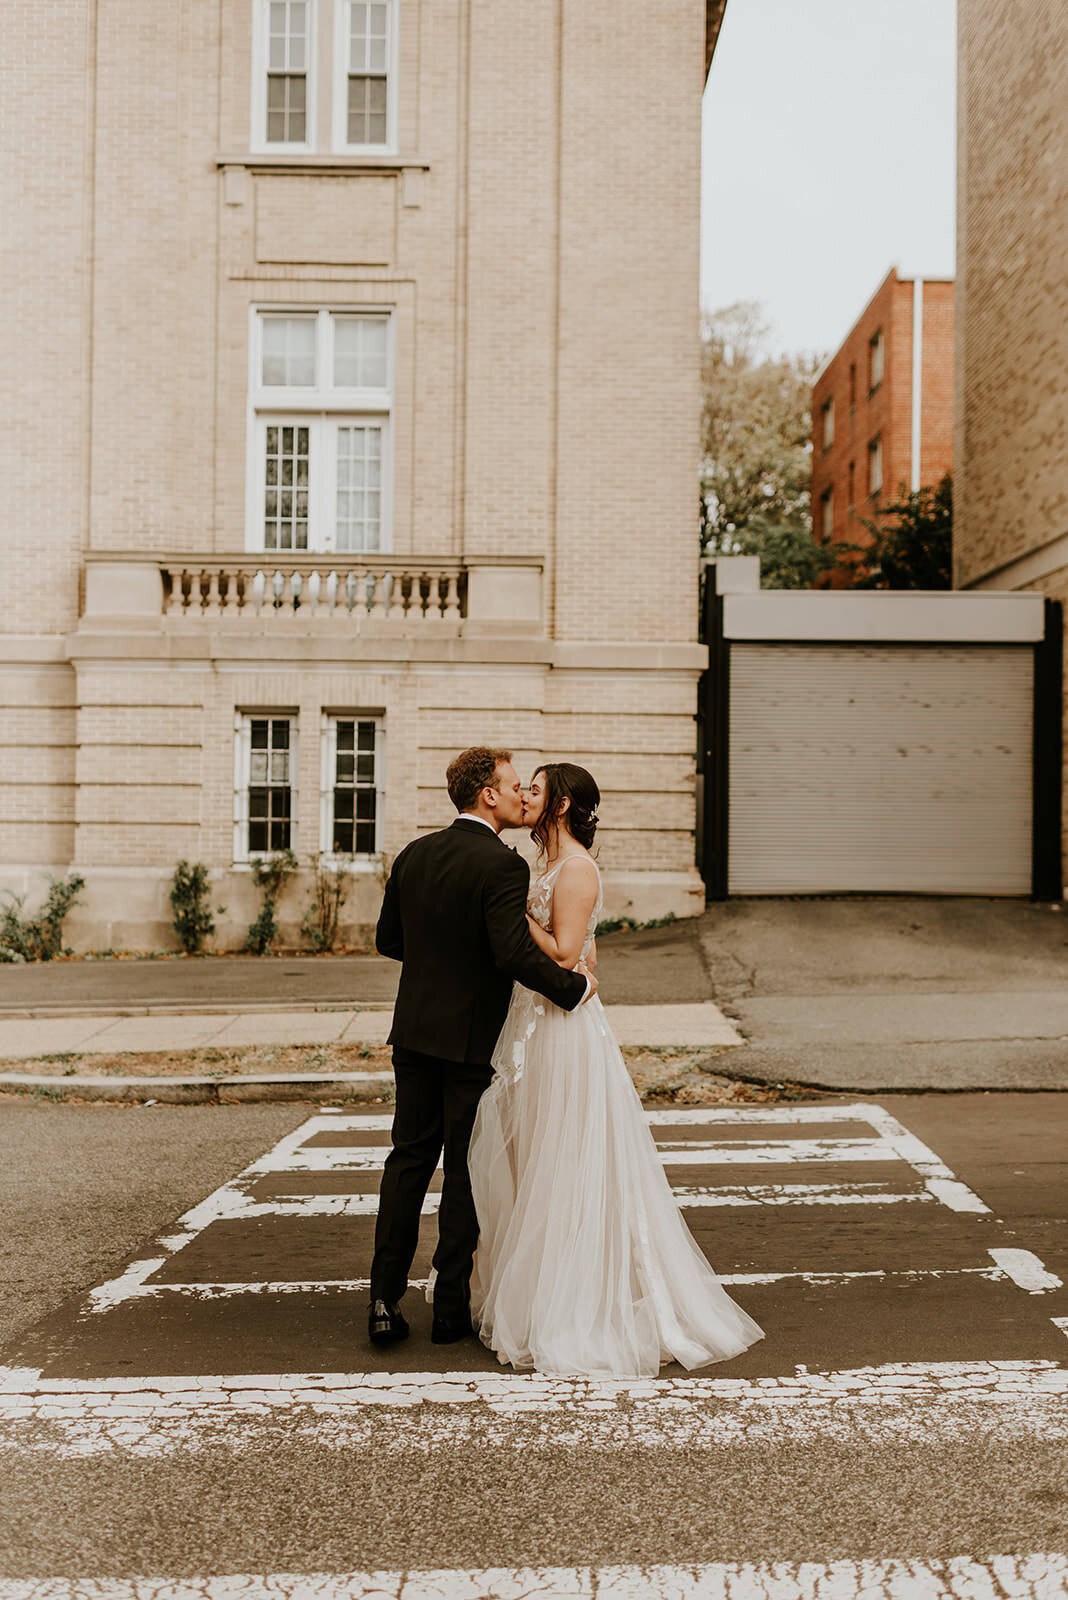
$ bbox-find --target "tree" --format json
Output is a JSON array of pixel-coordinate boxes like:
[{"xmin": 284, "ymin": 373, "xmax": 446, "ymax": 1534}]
[
  {"xmin": 847, "ymin": 474, "xmax": 953, "ymax": 589},
  {"xmin": 730, "ymin": 514, "xmax": 837, "ymax": 591},
  {"xmin": 700, "ymin": 302, "xmax": 830, "ymax": 588}
]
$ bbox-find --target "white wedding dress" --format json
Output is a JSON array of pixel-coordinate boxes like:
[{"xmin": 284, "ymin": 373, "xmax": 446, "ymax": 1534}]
[{"xmin": 468, "ymin": 856, "xmax": 765, "ymax": 1378}]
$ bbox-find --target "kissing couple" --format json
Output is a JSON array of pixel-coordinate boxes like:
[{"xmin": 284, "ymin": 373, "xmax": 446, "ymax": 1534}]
[{"xmin": 369, "ymin": 747, "xmax": 764, "ymax": 1378}]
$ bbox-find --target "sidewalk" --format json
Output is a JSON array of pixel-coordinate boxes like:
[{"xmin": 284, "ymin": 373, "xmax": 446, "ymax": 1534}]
[
  {"xmin": 0, "ymin": 1000, "xmax": 740, "ymax": 1059},
  {"xmin": 0, "ymin": 896, "xmax": 1065, "ymax": 1095},
  {"xmin": 0, "ymin": 1002, "xmax": 744, "ymax": 1103}
]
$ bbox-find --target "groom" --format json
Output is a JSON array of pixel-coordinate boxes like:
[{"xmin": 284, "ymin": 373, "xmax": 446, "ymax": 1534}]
[{"xmin": 369, "ymin": 746, "xmax": 595, "ymax": 1346}]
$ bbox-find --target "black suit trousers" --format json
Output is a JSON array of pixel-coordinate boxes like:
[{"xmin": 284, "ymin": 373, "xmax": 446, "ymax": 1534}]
[{"xmin": 370, "ymin": 1046, "xmax": 494, "ymax": 1323}]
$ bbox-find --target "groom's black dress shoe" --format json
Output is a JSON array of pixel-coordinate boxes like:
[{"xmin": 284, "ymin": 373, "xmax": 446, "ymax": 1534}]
[
  {"xmin": 368, "ymin": 1299, "xmax": 410, "ymax": 1346},
  {"xmin": 431, "ymin": 1315, "xmax": 475, "ymax": 1344}
]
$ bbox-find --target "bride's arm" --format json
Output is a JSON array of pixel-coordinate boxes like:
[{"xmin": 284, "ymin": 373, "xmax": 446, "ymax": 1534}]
[{"xmin": 525, "ymin": 858, "xmax": 599, "ymax": 968}]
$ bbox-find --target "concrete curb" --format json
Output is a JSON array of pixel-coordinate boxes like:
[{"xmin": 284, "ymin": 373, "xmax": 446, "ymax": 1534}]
[
  {"xmin": 4, "ymin": 1065, "xmax": 1062, "ymax": 1102},
  {"xmin": 0, "ymin": 1071, "xmax": 396, "ymax": 1105},
  {"xmin": 0, "ymin": 1002, "xmax": 396, "ymax": 1020}
]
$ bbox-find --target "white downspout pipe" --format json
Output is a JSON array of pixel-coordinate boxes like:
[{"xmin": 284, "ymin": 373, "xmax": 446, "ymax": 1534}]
[{"xmin": 910, "ymin": 278, "xmax": 924, "ymax": 491}]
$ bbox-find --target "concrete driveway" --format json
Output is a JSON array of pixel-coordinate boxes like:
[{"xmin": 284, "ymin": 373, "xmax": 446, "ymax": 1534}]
[{"xmin": 689, "ymin": 896, "xmax": 1068, "ymax": 1091}]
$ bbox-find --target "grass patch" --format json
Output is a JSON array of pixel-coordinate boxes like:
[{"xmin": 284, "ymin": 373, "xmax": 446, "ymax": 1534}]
[{"xmin": 0, "ymin": 1039, "xmax": 830, "ymax": 1106}]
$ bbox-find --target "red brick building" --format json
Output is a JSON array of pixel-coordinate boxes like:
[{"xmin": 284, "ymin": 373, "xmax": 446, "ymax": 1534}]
[{"xmin": 812, "ymin": 269, "xmax": 954, "ymax": 587}]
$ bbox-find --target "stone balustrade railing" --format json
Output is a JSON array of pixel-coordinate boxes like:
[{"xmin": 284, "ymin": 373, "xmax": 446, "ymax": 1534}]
[
  {"xmin": 79, "ymin": 552, "xmax": 544, "ymax": 635},
  {"xmin": 160, "ymin": 556, "xmax": 466, "ymax": 621}
]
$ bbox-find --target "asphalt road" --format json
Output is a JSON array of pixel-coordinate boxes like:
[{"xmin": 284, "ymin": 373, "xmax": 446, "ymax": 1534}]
[{"xmin": 0, "ymin": 1093, "xmax": 1065, "ymax": 1592}]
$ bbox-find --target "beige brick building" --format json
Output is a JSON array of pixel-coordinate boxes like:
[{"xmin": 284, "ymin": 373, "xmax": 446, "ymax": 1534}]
[
  {"xmin": 954, "ymin": 0, "xmax": 1067, "ymax": 883},
  {"xmin": 2, "ymin": 1, "xmax": 720, "ymax": 949}
]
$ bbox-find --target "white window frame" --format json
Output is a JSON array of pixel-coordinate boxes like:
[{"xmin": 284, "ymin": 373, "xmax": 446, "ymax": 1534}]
[
  {"xmin": 234, "ymin": 712, "xmax": 300, "ymax": 863},
  {"xmin": 868, "ymin": 435, "xmax": 884, "ymax": 498},
  {"xmin": 869, "ymin": 328, "xmax": 885, "ymax": 392},
  {"xmin": 252, "ymin": 0, "xmax": 317, "ymax": 155},
  {"xmin": 319, "ymin": 712, "xmax": 385, "ymax": 860},
  {"xmin": 820, "ymin": 487, "xmax": 834, "ymax": 542},
  {"xmin": 821, "ymin": 396, "xmax": 835, "ymax": 450},
  {"xmin": 246, "ymin": 307, "xmax": 394, "ymax": 554},
  {"xmin": 333, "ymin": 0, "xmax": 399, "ymax": 153}
]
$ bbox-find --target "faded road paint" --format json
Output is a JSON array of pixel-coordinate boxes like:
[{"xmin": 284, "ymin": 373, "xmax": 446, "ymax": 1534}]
[{"xmin": 0, "ymin": 1553, "xmax": 1067, "ymax": 1598}]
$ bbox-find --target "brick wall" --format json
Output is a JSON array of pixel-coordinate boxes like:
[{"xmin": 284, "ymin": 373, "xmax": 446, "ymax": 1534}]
[
  {"xmin": 813, "ymin": 271, "xmax": 954, "ymax": 589},
  {"xmin": 920, "ymin": 282, "xmax": 955, "ymax": 488},
  {"xmin": 2, "ymin": 0, "xmax": 709, "ymax": 935},
  {"xmin": 2, "ymin": 2, "xmax": 90, "ymax": 634},
  {"xmin": 955, "ymin": 0, "xmax": 1068, "ymax": 888},
  {"xmin": 954, "ymin": 0, "xmax": 1068, "ymax": 588}
]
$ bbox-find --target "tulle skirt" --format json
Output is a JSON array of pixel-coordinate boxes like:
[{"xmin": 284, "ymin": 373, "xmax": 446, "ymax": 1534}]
[{"xmin": 468, "ymin": 985, "xmax": 765, "ymax": 1378}]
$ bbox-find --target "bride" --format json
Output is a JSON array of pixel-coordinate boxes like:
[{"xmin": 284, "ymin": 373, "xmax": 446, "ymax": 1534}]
[{"xmin": 468, "ymin": 761, "xmax": 765, "ymax": 1378}]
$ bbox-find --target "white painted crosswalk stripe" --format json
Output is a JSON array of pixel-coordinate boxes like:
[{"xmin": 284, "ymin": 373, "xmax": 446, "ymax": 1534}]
[
  {"xmin": 3, "ymin": 1361, "xmax": 1067, "ymax": 1459},
  {"xmin": 1, "ymin": 1553, "xmax": 1066, "ymax": 1599},
  {"xmin": 989, "ymin": 1249, "xmax": 1064, "ymax": 1294},
  {"xmin": 80, "ymin": 1262, "xmax": 1019, "ymax": 1306},
  {"xmin": 253, "ymin": 1136, "xmax": 903, "ymax": 1171},
  {"xmin": 673, "ymin": 1182, "xmax": 933, "ymax": 1206}
]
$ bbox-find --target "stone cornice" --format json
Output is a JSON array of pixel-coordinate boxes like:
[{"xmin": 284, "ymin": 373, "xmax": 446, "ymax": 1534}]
[{"xmin": 216, "ymin": 153, "xmax": 430, "ymax": 175}]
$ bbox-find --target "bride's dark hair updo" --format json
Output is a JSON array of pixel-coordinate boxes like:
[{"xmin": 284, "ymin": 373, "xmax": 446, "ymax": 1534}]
[{"xmin": 530, "ymin": 762, "xmax": 600, "ymax": 855}]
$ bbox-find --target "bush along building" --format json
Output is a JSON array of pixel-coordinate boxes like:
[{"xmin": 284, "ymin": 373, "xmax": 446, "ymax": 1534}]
[{"xmin": 1, "ymin": 0, "xmax": 727, "ymax": 950}]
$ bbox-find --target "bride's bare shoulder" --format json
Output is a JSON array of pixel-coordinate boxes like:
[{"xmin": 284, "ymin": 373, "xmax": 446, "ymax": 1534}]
[
  {"xmin": 554, "ymin": 853, "xmax": 600, "ymax": 898},
  {"xmin": 558, "ymin": 851, "xmax": 598, "ymax": 874}
]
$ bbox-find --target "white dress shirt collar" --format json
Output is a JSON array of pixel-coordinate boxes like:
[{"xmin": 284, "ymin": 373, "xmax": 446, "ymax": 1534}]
[{"xmin": 458, "ymin": 811, "xmax": 499, "ymax": 834}]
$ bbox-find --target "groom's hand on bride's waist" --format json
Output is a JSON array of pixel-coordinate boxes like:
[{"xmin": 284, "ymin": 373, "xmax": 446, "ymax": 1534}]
[{"xmin": 576, "ymin": 962, "xmax": 598, "ymax": 1004}]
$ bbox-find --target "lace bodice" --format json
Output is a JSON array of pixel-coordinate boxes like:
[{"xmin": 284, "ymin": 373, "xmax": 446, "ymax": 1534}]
[{"xmin": 528, "ymin": 855, "xmax": 603, "ymax": 962}]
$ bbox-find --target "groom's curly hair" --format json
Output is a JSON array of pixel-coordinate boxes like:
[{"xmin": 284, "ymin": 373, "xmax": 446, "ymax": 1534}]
[{"xmin": 446, "ymin": 746, "xmax": 513, "ymax": 811}]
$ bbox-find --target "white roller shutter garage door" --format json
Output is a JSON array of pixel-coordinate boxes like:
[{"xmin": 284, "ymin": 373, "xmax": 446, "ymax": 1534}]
[{"xmin": 728, "ymin": 643, "xmax": 1033, "ymax": 894}]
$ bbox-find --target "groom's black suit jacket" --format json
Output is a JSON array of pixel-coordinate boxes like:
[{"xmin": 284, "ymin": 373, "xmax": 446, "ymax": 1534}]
[{"xmin": 376, "ymin": 817, "xmax": 587, "ymax": 1064}]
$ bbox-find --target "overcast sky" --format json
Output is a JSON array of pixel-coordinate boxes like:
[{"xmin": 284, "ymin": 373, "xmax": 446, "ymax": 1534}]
[{"xmin": 701, "ymin": 0, "xmax": 957, "ymax": 359}]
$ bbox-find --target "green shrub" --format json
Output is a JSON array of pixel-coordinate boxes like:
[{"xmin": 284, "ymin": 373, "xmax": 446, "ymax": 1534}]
[
  {"xmin": 595, "ymin": 911, "xmax": 677, "ymax": 937},
  {"xmin": 169, "ymin": 860, "xmax": 217, "ymax": 955},
  {"xmin": 246, "ymin": 849, "xmax": 298, "ymax": 954},
  {"xmin": 0, "ymin": 874, "xmax": 85, "ymax": 963},
  {"xmin": 300, "ymin": 854, "xmax": 352, "ymax": 953}
]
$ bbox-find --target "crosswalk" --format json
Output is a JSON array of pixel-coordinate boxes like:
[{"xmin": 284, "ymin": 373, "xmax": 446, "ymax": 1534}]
[
  {"xmin": 2, "ymin": 1100, "xmax": 1066, "ymax": 1600},
  {"xmin": 31, "ymin": 1100, "xmax": 1045, "ymax": 1316},
  {"xmin": 8, "ymin": 1101, "xmax": 1004, "ymax": 1320},
  {"xmin": 3, "ymin": 1100, "xmax": 1064, "ymax": 1392}
]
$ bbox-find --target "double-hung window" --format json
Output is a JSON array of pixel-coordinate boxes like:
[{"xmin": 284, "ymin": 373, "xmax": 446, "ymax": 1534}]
[
  {"xmin": 255, "ymin": 1, "xmax": 315, "ymax": 152},
  {"xmin": 336, "ymin": 2, "xmax": 396, "ymax": 150},
  {"xmin": 235, "ymin": 714, "xmax": 298, "ymax": 859},
  {"xmin": 249, "ymin": 309, "xmax": 392, "ymax": 554},
  {"xmin": 820, "ymin": 487, "xmax": 834, "ymax": 543},
  {"xmin": 253, "ymin": 0, "xmax": 398, "ymax": 154},
  {"xmin": 321, "ymin": 714, "xmax": 384, "ymax": 856},
  {"xmin": 869, "ymin": 329, "xmax": 885, "ymax": 392},
  {"xmin": 821, "ymin": 397, "xmax": 835, "ymax": 450},
  {"xmin": 868, "ymin": 435, "xmax": 884, "ymax": 498}
]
